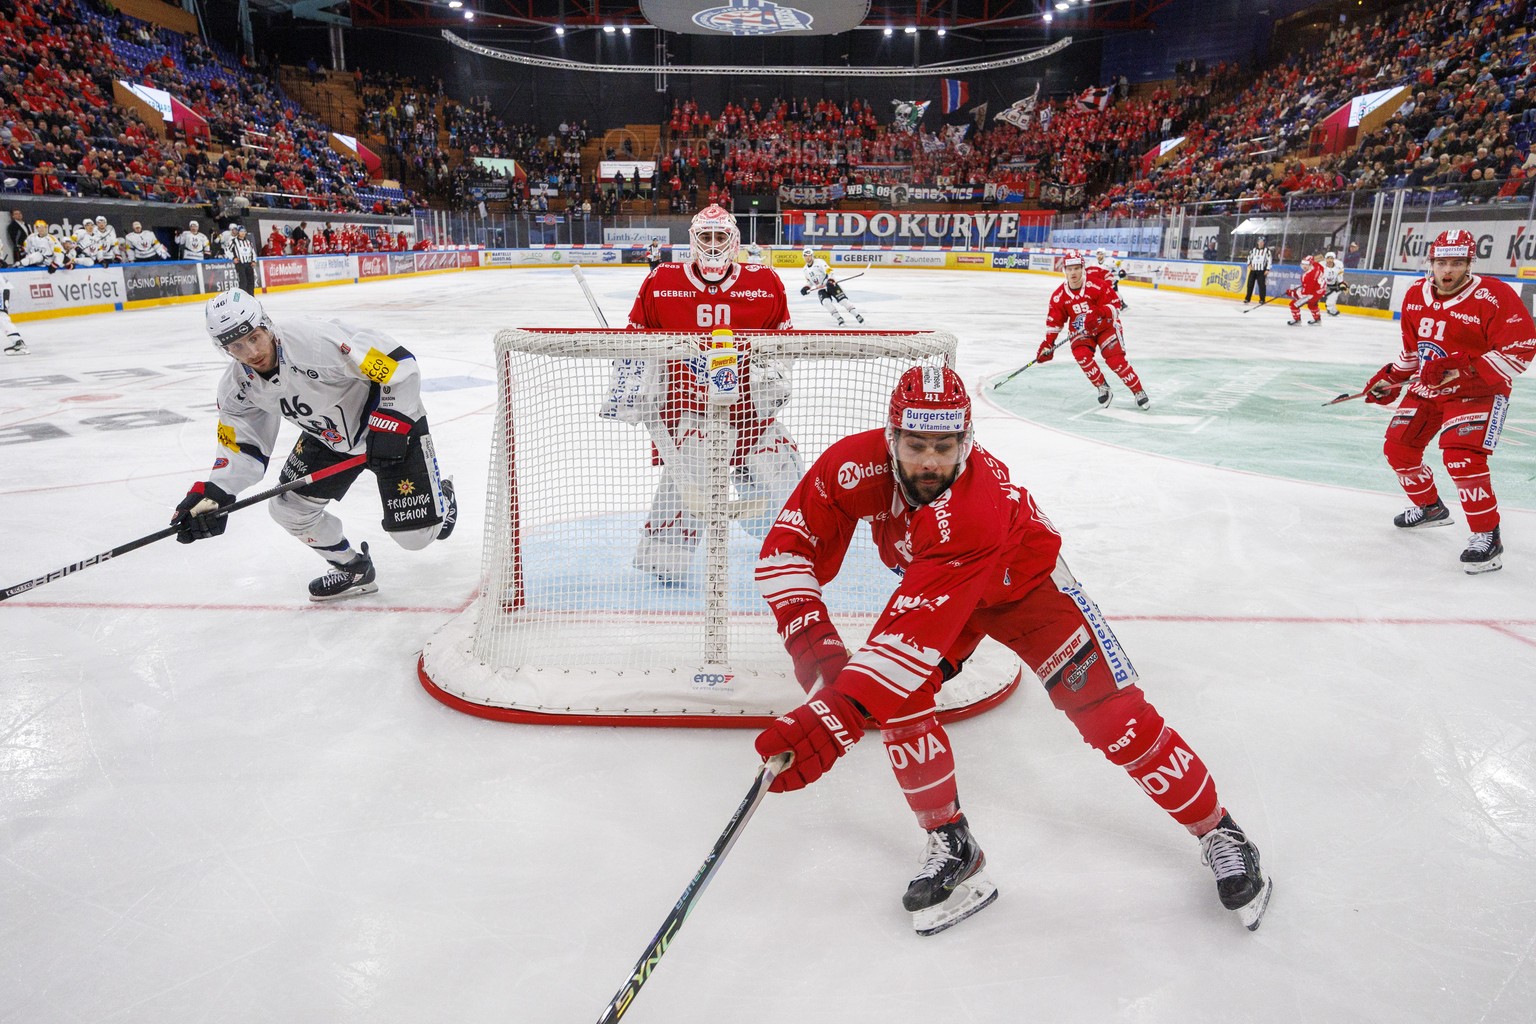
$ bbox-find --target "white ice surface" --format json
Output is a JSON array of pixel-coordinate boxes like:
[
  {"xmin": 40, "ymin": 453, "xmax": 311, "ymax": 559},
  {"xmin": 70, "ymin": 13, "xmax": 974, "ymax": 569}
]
[{"xmin": 3, "ymin": 266, "xmax": 1534, "ymax": 1024}]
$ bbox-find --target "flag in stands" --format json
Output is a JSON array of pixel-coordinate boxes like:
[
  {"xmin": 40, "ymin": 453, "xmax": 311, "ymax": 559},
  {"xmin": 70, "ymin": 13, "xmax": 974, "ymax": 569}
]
[
  {"xmin": 1077, "ymin": 85, "xmax": 1112, "ymax": 112},
  {"xmin": 941, "ymin": 79, "xmax": 970, "ymax": 114}
]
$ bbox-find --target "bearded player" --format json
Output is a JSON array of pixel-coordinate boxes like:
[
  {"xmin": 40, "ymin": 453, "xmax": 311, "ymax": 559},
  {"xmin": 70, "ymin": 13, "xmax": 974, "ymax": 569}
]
[
  {"xmin": 1363, "ymin": 228, "xmax": 1535, "ymax": 573},
  {"xmin": 1036, "ymin": 252, "xmax": 1149, "ymax": 409},
  {"xmin": 752, "ymin": 366, "xmax": 1272, "ymax": 934},
  {"xmin": 621, "ymin": 204, "xmax": 800, "ymax": 582}
]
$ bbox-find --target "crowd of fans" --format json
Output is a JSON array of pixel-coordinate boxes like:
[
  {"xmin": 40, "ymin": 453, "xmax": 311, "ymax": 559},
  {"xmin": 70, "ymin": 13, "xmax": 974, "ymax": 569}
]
[{"xmin": 0, "ymin": 0, "xmax": 416, "ymax": 213}]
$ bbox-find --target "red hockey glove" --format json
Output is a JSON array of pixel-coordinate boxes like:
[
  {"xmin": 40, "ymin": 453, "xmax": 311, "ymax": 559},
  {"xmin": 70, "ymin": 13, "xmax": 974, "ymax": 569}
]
[
  {"xmin": 171, "ymin": 480, "xmax": 235, "ymax": 543},
  {"xmin": 366, "ymin": 409, "xmax": 415, "ymax": 467},
  {"xmin": 774, "ymin": 598, "xmax": 848, "ymax": 693},
  {"xmin": 754, "ymin": 690, "xmax": 866, "ymax": 793},
  {"xmin": 1036, "ymin": 339, "xmax": 1057, "ymax": 363},
  {"xmin": 1420, "ymin": 353, "xmax": 1498, "ymax": 397},
  {"xmin": 1364, "ymin": 364, "xmax": 1406, "ymax": 405}
]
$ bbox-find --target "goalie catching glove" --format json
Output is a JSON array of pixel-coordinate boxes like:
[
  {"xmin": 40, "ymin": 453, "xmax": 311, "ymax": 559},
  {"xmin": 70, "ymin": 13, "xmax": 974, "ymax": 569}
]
[
  {"xmin": 773, "ymin": 597, "xmax": 849, "ymax": 694},
  {"xmin": 171, "ymin": 481, "xmax": 235, "ymax": 543},
  {"xmin": 754, "ymin": 689, "xmax": 866, "ymax": 793},
  {"xmin": 366, "ymin": 409, "xmax": 415, "ymax": 467}
]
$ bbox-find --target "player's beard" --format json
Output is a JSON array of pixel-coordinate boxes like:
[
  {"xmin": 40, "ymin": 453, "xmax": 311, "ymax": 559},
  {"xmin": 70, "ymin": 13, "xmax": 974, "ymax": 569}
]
[
  {"xmin": 894, "ymin": 461, "xmax": 959, "ymax": 506},
  {"xmin": 1432, "ymin": 266, "xmax": 1470, "ymax": 295}
]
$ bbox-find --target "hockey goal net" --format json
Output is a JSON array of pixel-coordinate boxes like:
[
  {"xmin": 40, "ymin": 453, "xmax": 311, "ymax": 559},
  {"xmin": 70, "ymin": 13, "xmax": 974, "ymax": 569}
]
[{"xmin": 418, "ymin": 327, "xmax": 1022, "ymax": 726}]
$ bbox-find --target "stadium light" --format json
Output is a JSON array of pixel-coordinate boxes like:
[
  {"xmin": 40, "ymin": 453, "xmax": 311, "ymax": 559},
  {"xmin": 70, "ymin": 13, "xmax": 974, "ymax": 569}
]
[
  {"xmin": 883, "ymin": 26, "xmax": 893, "ymax": 36},
  {"xmin": 463, "ymin": 9, "xmax": 473, "ymax": 18},
  {"xmin": 1043, "ymin": 11, "xmax": 1053, "ymax": 20},
  {"xmin": 447, "ymin": 0, "xmax": 462, "ymax": 7},
  {"xmin": 554, "ymin": 24, "xmax": 564, "ymax": 34},
  {"xmin": 621, "ymin": 24, "xmax": 631, "ymax": 34},
  {"xmin": 936, "ymin": 26, "xmax": 946, "ymax": 36},
  {"xmin": 904, "ymin": 25, "xmax": 915, "ymax": 33},
  {"xmin": 1055, "ymin": 2, "xmax": 1069, "ymax": 9},
  {"xmin": 603, "ymin": 23, "xmax": 616, "ymax": 32}
]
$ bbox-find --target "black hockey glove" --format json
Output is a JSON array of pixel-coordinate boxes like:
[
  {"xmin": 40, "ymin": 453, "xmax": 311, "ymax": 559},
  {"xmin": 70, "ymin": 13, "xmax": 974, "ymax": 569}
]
[
  {"xmin": 366, "ymin": 409, "xmax": 416, "ymax": 467},
  {"xmin": 172, "ymin": 481, "xmax": 235, "ymax": 543},
  {"xmin": 800, "ymin": 285, "xmax": 811, "ymax": 296}
]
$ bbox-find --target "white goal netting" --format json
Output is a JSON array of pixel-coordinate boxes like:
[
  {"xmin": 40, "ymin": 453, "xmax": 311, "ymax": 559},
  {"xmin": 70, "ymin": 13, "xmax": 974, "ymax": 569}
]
[{"xmin": 418, "ymin": 328, "xmax": 1022, "ymax": 725}]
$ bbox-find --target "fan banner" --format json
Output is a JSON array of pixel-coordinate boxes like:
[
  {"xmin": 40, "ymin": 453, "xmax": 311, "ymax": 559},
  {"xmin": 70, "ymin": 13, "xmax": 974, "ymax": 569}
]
[{"xmin": 639, "ymin": 0, "xmax": 870, "ymax": 35}]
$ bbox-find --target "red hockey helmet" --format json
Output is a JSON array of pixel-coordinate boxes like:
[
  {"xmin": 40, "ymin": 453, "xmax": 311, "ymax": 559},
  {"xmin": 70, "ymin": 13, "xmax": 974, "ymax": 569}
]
[
  {"xmin": 888, "ymin": 365, "xmax": 972, "ymax": 436},
  {"xmin": 1061, "ymin": 250, "xmax": 1086, "ymax": 269},
  {"xmin": 1429, "ymin": 229, "xmax": 1475, "ymax": 260}
]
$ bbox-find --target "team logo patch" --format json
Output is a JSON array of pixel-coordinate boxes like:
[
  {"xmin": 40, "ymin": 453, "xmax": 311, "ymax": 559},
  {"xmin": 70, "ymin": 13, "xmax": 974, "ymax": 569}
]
[
  {"xmin": 212, "ymin": 457, "xmax": 229, "ymax": 470},
  {"xmin": 691, "ymin": 0, "xmax": 813, "ymax": 36},
  {"xmin": 216, "ymin": 422, "xmax": 239, "ymax": 453},
  {"xmin": 397, "ymin": 479, "xmax": 416, "ymax": 496},
  {"xmin": 320, "ymin": 428, "xmax": 345, "ymax": 446}
]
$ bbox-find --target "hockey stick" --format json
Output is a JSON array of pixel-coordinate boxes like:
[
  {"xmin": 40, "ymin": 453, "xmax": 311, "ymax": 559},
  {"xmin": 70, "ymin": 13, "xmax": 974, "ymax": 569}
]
[
  {"xmin": 1240, "ymin": 298, "xmax": 1272, "ymax": 313},
  {"xmin": 571, "ymin": 264, "xmax": 610, "ymax": 329},
  {"xmin": 992, "ymin": 339, "xmax": 1067, "ymax": 390},
  {"xmin": 595, "ymin": 752, "xmax": 790, "ymax": 1024},
  {"xmin": 1323, "ymin": 389, "xmax": 1373, "ymax": 406},
  {"xmin": 1, "ymin": 454, "xmax": 369, "ymax": 602},
  {"xmin": 829, "ymin": 270, "xmax": 864, "ymax": 284}
]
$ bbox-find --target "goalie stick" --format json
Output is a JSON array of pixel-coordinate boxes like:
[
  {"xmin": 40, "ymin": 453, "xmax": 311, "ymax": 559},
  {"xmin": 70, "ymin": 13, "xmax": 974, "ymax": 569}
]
[
  {"xmin": 595, "ymin": 753, "xmax": 790, "ymax": 1024},
  {"xmin": 992, "ymin": 339, "xmax": 1067, "ymax": 390},
  {"xmin": 1, "ymin": 453, "xmax": 368, "ymax": 602},
  {"xmin": 571, "ymin": 264, "xmax": 611, "ymax": 328}
]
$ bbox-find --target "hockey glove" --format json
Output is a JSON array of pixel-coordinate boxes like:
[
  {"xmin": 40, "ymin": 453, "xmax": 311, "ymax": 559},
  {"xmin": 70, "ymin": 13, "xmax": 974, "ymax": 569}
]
[
  {"xmin": 754, "ymin": 689, "xmax": 866, "ymax": 793},
  {"xmin": 1364, "ymin": 364, "xmax": 1407, "ymax": 405},
  {"xmin": 775, "ymin": 598, "xmax": 849, "ymax": 694},
  {"xmin": 1036, "ymin": 339, "xmax": 1057, "ymax": 364},
  {"xmin": 800, "ymin": 285, "xmax": 811, "ymax": 296},
  {"xmin": 1420, "ymin": 352, "xmax": 1500, "ymax": 398},
  {"xmin": 172, "ymin": 481, "xmax": 235, "ymax": 543},
  {"xmin": 366, "ymin": 409, "xmax": 415, "ymax": 467}
]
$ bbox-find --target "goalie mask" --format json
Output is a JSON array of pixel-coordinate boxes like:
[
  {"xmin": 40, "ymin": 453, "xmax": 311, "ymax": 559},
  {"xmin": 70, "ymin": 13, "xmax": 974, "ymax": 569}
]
[
  {"xmin": 886, "ymin": 365, "xmax": 973, "ymax": 507},
  {"xmin": 688, "ymin": 204, "xmax": 740, "ymax": 281},
  {"xmin": 206, "ymin": 287, "xmax": 275, "ymax": 354}
]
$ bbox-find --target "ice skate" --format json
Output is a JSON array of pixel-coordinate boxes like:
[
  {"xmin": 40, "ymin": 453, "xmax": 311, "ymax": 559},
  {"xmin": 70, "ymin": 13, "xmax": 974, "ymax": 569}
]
[
  {"xmin": 903, "ymin": 814, "xmax": 998, "ymax": 936},
  {"xmin": 1095, "ymin": 384, "xmax": 1113, "ymax": 408},
  {"xmin": 437, "ymin": 478, "xmax": 458, "ymax": 541},
  {"xmin": 1308, "ymin": 318, "xmax": 1320, "ymax": 325},
  {"xmin": 632, "ymin": 534, "xmax": 696, "ymax": 585},
  {"xmin": 1460, "ymin": 526, "xmax": 1502, "ymax": 574},
  {"xmin": 1134, "ymin": 390, "xmax": 1150, "ymax": 409},
  {"xmin": 854, "ymin": 313, "xmax": 865, "ymax": 324},
  {"xmin": 1285, "ymin": 318, "xmax": 1301, "ymax": 326},
  {"xmin": 1393, "ymin": 499, "xmax": 1451, "ymax": 529},
  {"xmin": 309, "ymin": 542, "xmax": 377, "ymax": 602},
  {"xmin": 1327, "ymin": 309, "xmax": 1340, "ymax": 317},
  {"xmin": 1199, "ymin": 813, "xmax": 1273, "ymax": 931},
  {"xmin": 3, "ymin": 339, "xmax": 27, "ymax": 355}
]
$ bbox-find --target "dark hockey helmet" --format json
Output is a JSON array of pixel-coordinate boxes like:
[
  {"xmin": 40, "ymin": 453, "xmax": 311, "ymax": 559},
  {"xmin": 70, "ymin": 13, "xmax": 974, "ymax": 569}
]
[{"xmin": 1430, "ymin": 229, "xmax": 1475, "ymax": 260}]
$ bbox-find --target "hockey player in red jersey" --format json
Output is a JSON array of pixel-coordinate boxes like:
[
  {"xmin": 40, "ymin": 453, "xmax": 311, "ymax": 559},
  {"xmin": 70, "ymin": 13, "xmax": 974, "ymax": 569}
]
[
  {"xmin": 1285, "ymin": 255, "xmax": 1326, "ymax": 326},
  {"xmin": 752, "ymin": 366, "xmax": 1272, "ymax": 934},
  {"xmin": 1362, "ymin": 228, "xmax": 1535, "ymax": 573},
  {"xmin": 621, "ymin": 203, "xmax": 801, "ymax": 581},
  {"xmin": 1036, "ymin": 252, "xmax": 1149, "ymax": 409}
]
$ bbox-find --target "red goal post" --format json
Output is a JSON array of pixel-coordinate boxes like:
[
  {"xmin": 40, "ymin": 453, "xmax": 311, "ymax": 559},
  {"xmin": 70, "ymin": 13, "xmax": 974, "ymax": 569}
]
[{"xmin": 418, "ymin": 327, "xmax": 1022, "ymax": 726}]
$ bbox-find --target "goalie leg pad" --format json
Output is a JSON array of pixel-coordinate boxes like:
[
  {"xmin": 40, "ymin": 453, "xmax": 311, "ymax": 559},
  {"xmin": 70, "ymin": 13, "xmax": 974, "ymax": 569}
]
[
  {"xmin": 733, "ymin": 428, "xmax": 804, "ymax": 538},
  {"xmin": 882, "ymin": 690, "xmax": 960, "ymax": 830}
]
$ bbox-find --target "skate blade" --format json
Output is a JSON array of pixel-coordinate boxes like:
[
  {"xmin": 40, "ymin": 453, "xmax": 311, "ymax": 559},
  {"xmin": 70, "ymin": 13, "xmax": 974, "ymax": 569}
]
[
  {"xmin": 309, "ymin": 581, "xmax": 379, "ymax": 603},
  {"xmin": 1236, "ymin": 876, "xmax": 1274, "ymax": 931},
  {"xmin": 911, "ymin": 873, "xmax": 998, "ymax": 937},
  {"xmin": 1464, "ymin": 556, "xmax": 1503, "ymax": 575}
]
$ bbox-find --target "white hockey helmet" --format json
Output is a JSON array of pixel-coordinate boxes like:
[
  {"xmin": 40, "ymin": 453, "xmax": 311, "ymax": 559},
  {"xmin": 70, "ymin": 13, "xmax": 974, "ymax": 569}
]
[
  {"xmin": 802, "ymin": 244, "xmax": 815, "ymax": 261},
  {"xmin": 206, "ymin": 288, "xmax": 274, "ymax": 353},
  {"xmin": 189, "ymin": 219, "xmax": 199, "ymax": 229},
  {"xmin": 94, "ymin": 215, "xmax": 107, "ymax": 225},
  {"xmin": 1094, "ymin": 247, "xmax": 1108, "ymax": 260},
  {"xmin": 688, "ymin": 204, "xmax": 740, "ymax": 281},
  {"xmin": 1325, "ymin": 251, "xmax": 1337, "ymax": 260}
]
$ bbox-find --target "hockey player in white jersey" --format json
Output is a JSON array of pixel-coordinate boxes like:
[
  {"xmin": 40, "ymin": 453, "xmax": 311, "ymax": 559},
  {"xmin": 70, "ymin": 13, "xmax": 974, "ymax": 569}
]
[
  {"xmin": 18, "ymin": 220, "xmax": 63, "ymax": 272},
  {"xmin": 800, "ymin": 244, "xmax": 863, "ymax": 325},
  {"xmin": 124, "ymin": 221, "xmax": 170, "ymax": 261},
  {"xmin": 743, "ymin": 241, "xmax": 765, "ymax": 265},
  {"xmin": 1, "ymin": 280, "xmax": 28, "ymax": 355},
  {"xmin": 92, "ymin": 216, "xmax": 121, "ymax": 264},
  {"xmin": 172, "ymin": 289, "xmax": 458, "ymax": 600},
  {"xmin": 1321, "ymin": 251, "xmax": 1346, "ymax": 317},
  {"xmin": 177, "ymin": 220, "xmax": 210, "ymax": 261},
  {"xmin": 1092, "ymin": 247, "xmax": 1128, "ymax": 309}
]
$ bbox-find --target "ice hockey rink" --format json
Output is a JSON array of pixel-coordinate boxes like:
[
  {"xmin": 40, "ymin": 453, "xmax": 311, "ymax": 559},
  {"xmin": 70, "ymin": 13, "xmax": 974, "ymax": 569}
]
[{"xmin": 3, "ymin": 262, "xmax": 1534, "ymax": 1024}]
